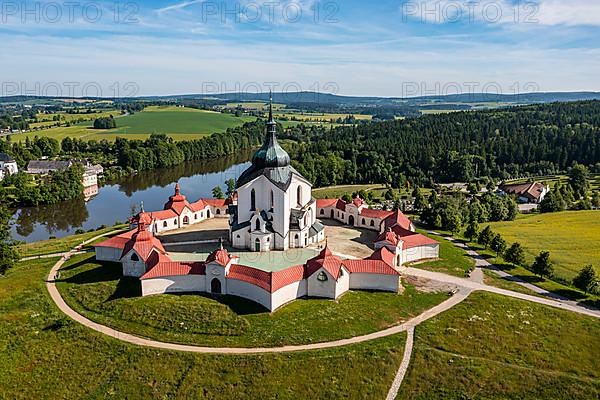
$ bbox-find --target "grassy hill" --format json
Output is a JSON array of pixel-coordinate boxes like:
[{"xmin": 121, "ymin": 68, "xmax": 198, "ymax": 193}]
[
  {"xmin": 18, "ymin": 106, "xmax": 255, "ymax": 142},
  {"xmin": 486, "ymin": 211, "xmax": 600, "ymax": 279}
]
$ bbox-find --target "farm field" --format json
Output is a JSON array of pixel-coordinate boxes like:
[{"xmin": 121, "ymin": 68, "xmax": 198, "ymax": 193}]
[
  {"xmin": 29, "ymin": 110, "xmax": 119, "ymax": 129},
  {"xmin": 56, "ymin": 253, "xmax": 447, "ymax": 347},
  {"xmin": 17, "ymin": 106, "xmax": 255, "ymax": 142},
  {"xmin": 398, "ymin": 292, "xmax": 600, "ymax": 400},
  {"xmin": 0, "ymin": 257, "xmax": 406, "ymax": 399},
  {"xmin": 486, "ymin": 211, "xmax": 600, "ymax": 279}
]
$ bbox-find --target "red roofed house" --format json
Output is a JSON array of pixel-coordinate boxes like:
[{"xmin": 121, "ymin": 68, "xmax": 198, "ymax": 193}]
[
  {"xmin": 374, "ymin": 226, "xmax": 439, "ymax": 266},
  {"xmin": 316, "ymin": 195, "xmax": 395, "ymax": 230},
  {"xmin": 129, "ymin": 183, "xmax": 232, "ymax": 234}
]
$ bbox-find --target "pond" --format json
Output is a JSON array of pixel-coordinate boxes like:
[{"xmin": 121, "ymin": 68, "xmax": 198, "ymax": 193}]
[{"xmin": 10, "ymin": 150, "xmax": 252, "ymax": 242}]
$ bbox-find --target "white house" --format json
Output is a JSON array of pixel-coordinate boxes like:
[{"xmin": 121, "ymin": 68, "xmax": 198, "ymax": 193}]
[{"xmin": 0, "ymin": 152, "xmax": 18, "ymax": 181}]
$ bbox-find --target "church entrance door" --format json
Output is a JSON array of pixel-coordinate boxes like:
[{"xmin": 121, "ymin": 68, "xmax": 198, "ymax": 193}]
[
  {"xmin": 211, "ymin": 278, "xmax": 222, "ymax": 294},
  {"xmin": 255, "ymin": 239, "xmax": 261, "ymax": 252},
  {"xmin": 348, "ymin": 215, "xmax": 355, "ymax": 226}
]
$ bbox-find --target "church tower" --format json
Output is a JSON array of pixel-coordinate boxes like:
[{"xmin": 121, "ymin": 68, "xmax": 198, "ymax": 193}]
[{"xmin": 229, "ymin": 94, "xmax": 325, "ymax": 251}]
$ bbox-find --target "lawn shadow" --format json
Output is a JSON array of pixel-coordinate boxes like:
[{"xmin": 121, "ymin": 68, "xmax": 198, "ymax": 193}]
[
  {"xmin": 107, "ymin": 277, "xmax": 141, "ymax": 301},
  {"xmin": 168, "ymin": 292, "xmax": 268, "ymax": 315},
  {"xmin": 63, "ymin": 263, "xmax": 121, "ymax": 285}
]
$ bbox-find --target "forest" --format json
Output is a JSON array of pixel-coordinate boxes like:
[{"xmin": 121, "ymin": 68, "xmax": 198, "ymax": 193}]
[{"xmin": 285, "ymin": 100, "xmax": 600, "ymax": 187}]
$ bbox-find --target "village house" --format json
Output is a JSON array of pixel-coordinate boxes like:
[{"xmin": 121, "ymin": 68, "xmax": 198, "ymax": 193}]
[
  {"xmin": 0, "ymin": 152, "xmax": 18, "ymax": 181},
  {"xmin": 499, "ymin": 181, "xmax": 549, "ymax": 203}
]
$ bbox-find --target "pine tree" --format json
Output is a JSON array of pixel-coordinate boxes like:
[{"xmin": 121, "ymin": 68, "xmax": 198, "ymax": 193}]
[
  {"xmin": 531, "ymin": 251, "xmax": 553, "ymax": 278},
  {"xmin": 464, "ymin": 220, "xmax": 479, "ymax": 242},
  {"xmin": 491, "ymin": 234, "xmax": 507, "ymax": 257},
  {"xmin": 478, "ymin": 225, "xmax": 494, "ymax": 248},
  {"xmin": 504, "ymin": 242, "xmax": 526, "ymax": 266},
  {"xmin": 573, "ymin": 265, "xmax": 598, "ymax": 294}
]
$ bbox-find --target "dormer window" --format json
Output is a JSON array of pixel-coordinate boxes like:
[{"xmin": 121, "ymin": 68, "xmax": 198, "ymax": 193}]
[
  {"xmin": 131, "ymin": 253, "xmax": 139, "ymax": 261},
  {"xmin": 317, "ymin": 271, "xmax": 328, "ymax": 282}
]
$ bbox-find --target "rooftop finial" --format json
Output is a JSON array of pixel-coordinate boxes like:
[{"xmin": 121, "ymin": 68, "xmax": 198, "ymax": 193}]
[
  {"xmin": 175, "ymin": 182, "xmax": 180, "ymax": 195},
  {"xmin": 268, "ymin": 91, "xmax": 274, "ymax": 123},
  {"xmin": 140, "ymin": 201, "xmax": 145, "ymax": 213},
  {"xmin": 218, "ymin": 237, "xmax": 224, "ymax": 250}
]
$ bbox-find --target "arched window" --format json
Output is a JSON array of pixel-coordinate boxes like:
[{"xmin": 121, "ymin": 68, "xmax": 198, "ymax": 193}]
[
  {"xmin": 200, "ymin": 212, "xmax": 204, "ymax": 218},
  {"xmin": 216, "ymin": 209, "xmax": 221, "ymax": 215},
  {"xmin": 255, "ymin": 219, "xmax": 261, "ymax": 231},
  {"xmin": 397, "ymin": 255, "xmax": 401, "ymax": 266},
  {"xmin": 131, "ymin": 253, "xmax": 139, "ymax": 261},
  {"xmin": 304, "ymin": 213, "xmax": 309, "ymax": 227},
  {"xmin": 317, "ymin": 271, "xmax": 328, "ymax": 282},
  {"xmin": 370, "ymin": 220, "xmax": 375, "ymax": 227},
  {"xmin": 173, "ymin": 219, "xmax": 177, "ymax": 226},
  {"xmin": 163, "ymin": 221, "xmax": 167, "ymax": 228},
  {"xmin": 320, "ymin": 209, "xmax": 324, "ymax": 215},
  {"xmin": 297, "ymin": 186, "xmax": 302, "ymax": 207},
  {"xmin": 362, "ymin": 218, "xmax": 366, "ymax": 225},
  {"xmin": 251, "ymin": 189, "xmax": 256, "ymax": 211},
  {"xmin": 270, "ymin": 190, "xmax": 274, "ymax": 209},
  {"xmin": 194, "ymin": 214, "xmax": 198, "ymax": 220},
  {"xmin": 295, "ymin": 234, "xmax": 299, "ymax": 240}
]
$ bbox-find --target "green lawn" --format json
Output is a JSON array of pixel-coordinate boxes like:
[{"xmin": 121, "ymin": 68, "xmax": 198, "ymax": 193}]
[
  {"xmin": 18, "ymin": 106, "xmax": 255, "ymax": 142},
  {"xmin": 0, "ymin": 257, "xmax": 406, "ymax": 399},
  {"xmin": 16, "ymin": 225, "xmax": 128, "ymax": 258},
  {"xmin": 397, "ymin": 292, "xmax": 600, "ymax": 400},
  {"xmin": 486, "ymin": 211, "xmax": 600, "ymax": 280},
  {"xmin": 56, "ymin": 254, "xmax": 447, "ymax": 347},
  {"xmin": 409, "ymin": 232, "xmax": 474, "ymax": 278}
]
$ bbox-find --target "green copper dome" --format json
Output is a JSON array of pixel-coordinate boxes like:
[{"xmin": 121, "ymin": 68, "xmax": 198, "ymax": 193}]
[{"xmin": 251, "ymin": 101, "xmax": 291, "ymax": 168}]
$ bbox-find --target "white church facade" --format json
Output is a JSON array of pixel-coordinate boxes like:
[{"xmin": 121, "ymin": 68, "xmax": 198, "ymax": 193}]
[{"xmin": 229, "ymin": 103, "xmax": 325, "ymax": 251}]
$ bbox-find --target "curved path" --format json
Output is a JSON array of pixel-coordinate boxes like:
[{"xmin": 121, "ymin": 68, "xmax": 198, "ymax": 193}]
[{"xmin": 44, "ymin": 230, "xmax": 598, "ymax": 357}]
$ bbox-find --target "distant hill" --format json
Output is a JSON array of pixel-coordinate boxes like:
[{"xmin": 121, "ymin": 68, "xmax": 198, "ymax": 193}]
[{"xmin": 3, "ymin": 91, "xmax": 600, "ymax": 106}]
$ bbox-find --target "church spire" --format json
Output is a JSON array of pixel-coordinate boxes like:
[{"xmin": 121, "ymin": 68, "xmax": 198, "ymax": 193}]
[
  {"xmin": 268, "ymin": 91, "xmax": 274, "ymax": 123},
  {"xmin": 250, "ymin": 92, "xmax": 291, "ymax": 169}
]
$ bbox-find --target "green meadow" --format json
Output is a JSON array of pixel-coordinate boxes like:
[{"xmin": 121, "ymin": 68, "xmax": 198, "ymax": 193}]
[
  {"xmin": 18, "ymin": 106, "xmax": 255, "ymax": 142},
  {"xmin": 0, "ymin": 258, "xmax": 405, "ymax": 399},
  {"xmin": 486, "ymin": 211, "xmax": 600, "ymax": 279},
  {"xmin": 398, "ymin": 292, "xmax": 600, "ymax": 400}
]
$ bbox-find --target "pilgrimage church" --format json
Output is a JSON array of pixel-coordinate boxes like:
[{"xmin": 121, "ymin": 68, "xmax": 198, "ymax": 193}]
[
  {"xmin": 95, "ymin": 99, "xmax": 439, "ymax": 311},
  {"xmin": 229, "ymin": 101, "xmax": 325, "ymax": 251}
]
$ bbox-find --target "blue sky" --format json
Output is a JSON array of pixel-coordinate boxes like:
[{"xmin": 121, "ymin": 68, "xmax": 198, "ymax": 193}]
[{"xmin": 1, "ymin": 0, "xmax": 599, "ymax": 97}]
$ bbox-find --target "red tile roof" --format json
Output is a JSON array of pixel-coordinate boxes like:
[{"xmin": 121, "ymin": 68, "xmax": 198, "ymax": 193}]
[
  {"xmin": 306, "ymin": 246, "xmax": 345, "ymax": 280},
  {"xmin": 149, "ymin": 209, "xmax": 178, "ymax": 220},
  {"xmin": 368, "ymin": 246, "xmax": 396, "ymax": 266},
  {"xmin": 316, "ymin": 198, "xmax": 338, "ymax": 208},
  {"xmin": 400, "ymin": 232, "xmax": 439, "ymax": 249},
  {"xmin": 189, "ymin": 199, "xmax": 207, "ymax": 212},
  {"xmin": 141, "ymin": 252, "xmax": 205, "ymax": 280},
  {"xmin": 94, "ymin": 229, "xmax": 136, "ymax": 249},
  {"xmin": 271, "ymin": 265, "xmax": 305, "ymax": 292},
  {"xmin": 228, "ymin": 264, "xmax": 272, "ymax": 291},
  {"xmin": 352, "ymin": 196, "xmax": 365, "ymax": 207},
  {"xmin": 121, "ymin": 228, "xmax": 166, "ymax": 261},
  {"xmin": 227, "ymin": 264, "xmax": 306, "ymax": 293},
  {"xmin": 203, "ymin": 198, "xmax": 228, "ymax": 207},
  {"xmin": 342, "ymin": 259, "xmax": 399, "ymax": 275},
  {"xmin": 375, "ymin": 230, "xmax": 401, "ymax": 246},
  {"xmin": 383, "ymin": 210, "xmax": 414, "ymax": 231},
  {"xmin": 360, "ymin": 208, "xmax": 393, "ymax": 219},
  {"xmin": 206, "ymin": 247, "xmax": 234, "ymax": 266}
]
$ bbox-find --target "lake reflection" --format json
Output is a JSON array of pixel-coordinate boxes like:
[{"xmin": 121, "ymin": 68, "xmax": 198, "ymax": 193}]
[{"xmin": 11, "ymin": 150, "xmax": 252, "ymax": 242}]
